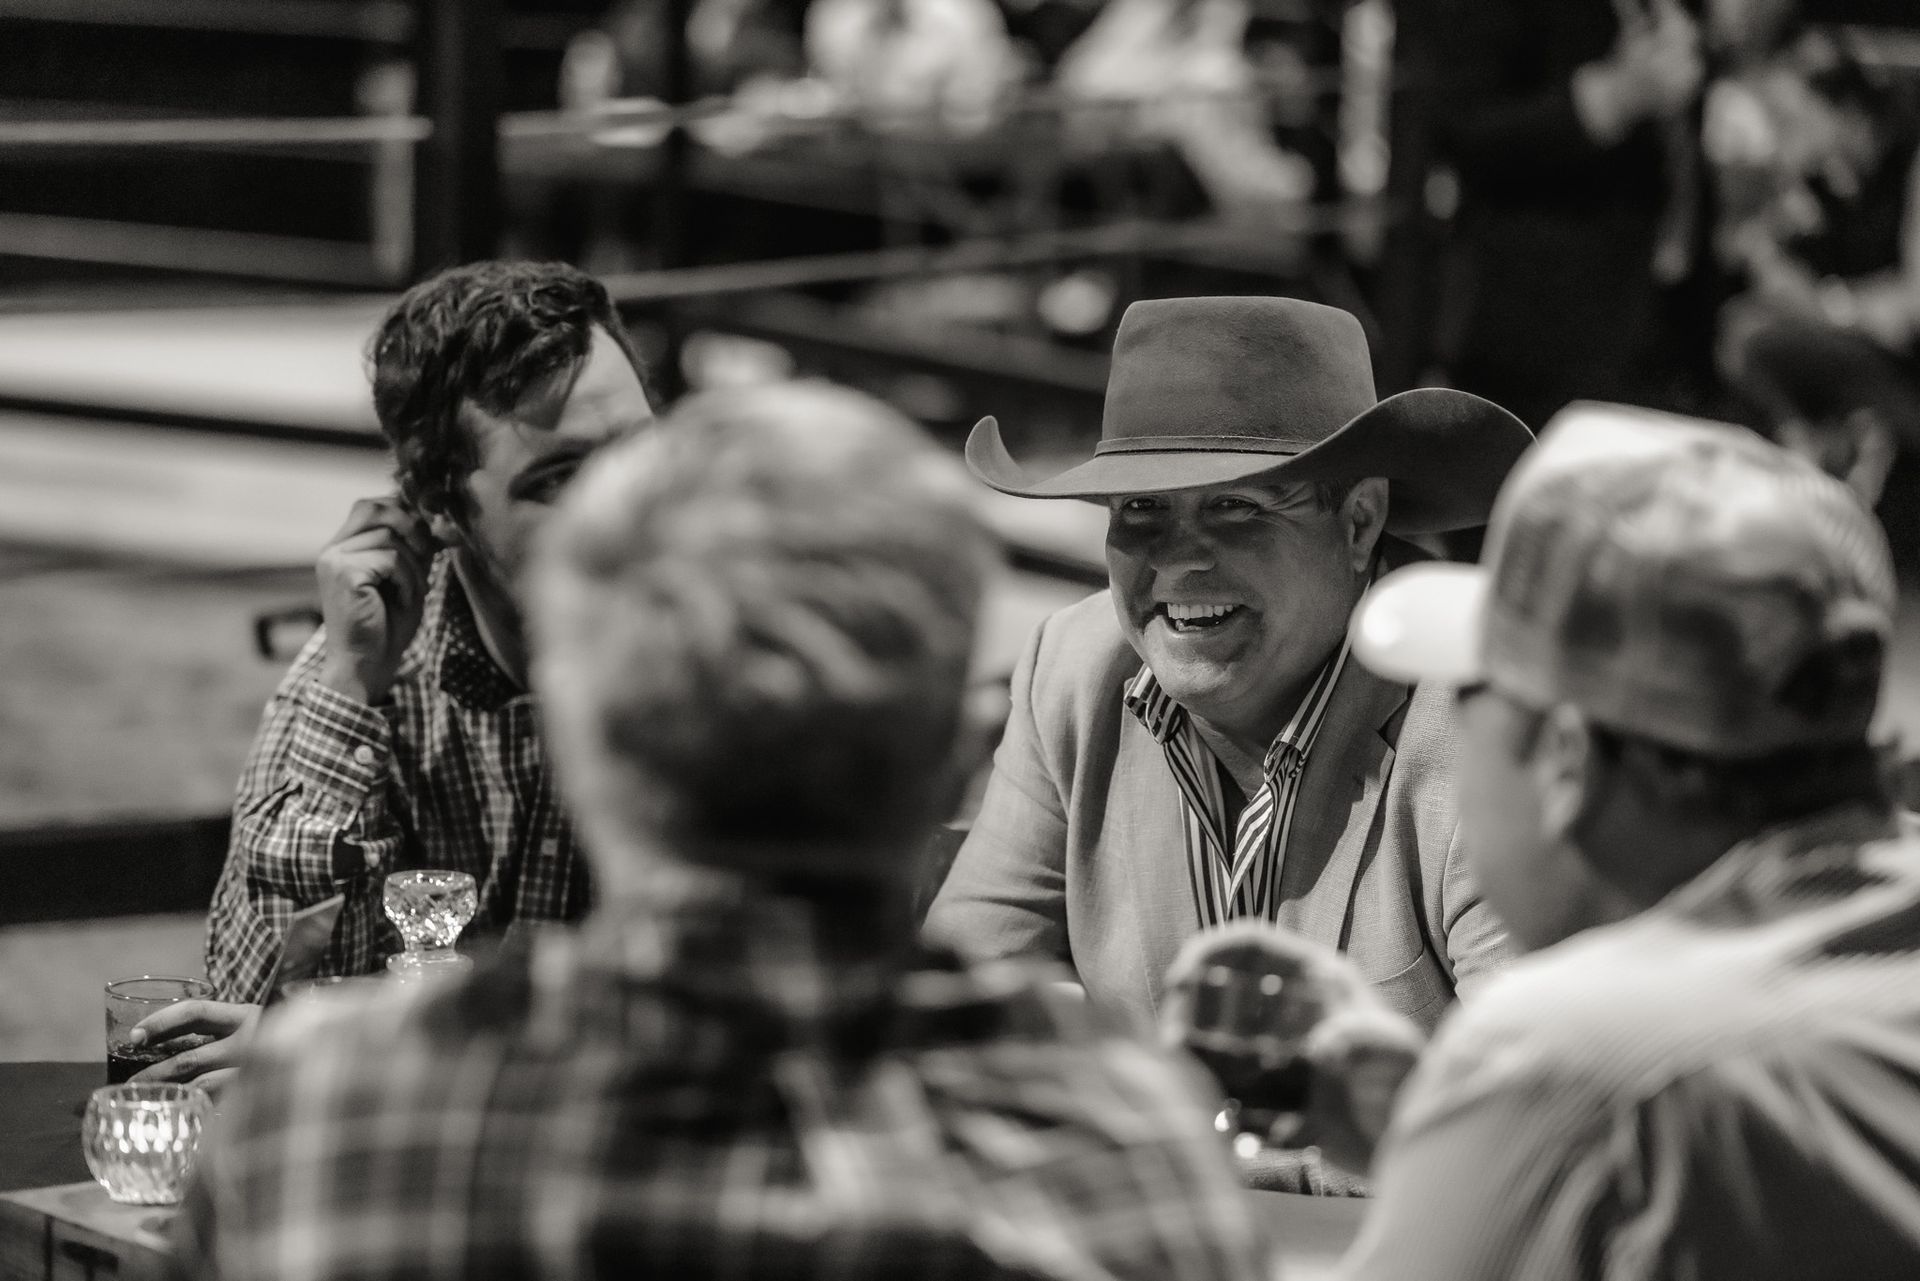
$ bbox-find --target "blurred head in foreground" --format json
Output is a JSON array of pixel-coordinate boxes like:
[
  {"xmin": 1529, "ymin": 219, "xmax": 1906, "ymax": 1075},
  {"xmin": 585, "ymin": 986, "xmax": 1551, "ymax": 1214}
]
[
  {"xmin": 1353, "ymin": 404, "xmax": 1895, "ymax": 951},
  {"xmin": 530, "ymin": 381, "xmax": 998, "ymax": 905}
]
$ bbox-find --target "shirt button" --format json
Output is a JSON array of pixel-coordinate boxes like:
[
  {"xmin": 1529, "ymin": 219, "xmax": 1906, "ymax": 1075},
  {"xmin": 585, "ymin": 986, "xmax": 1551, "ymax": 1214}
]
[
  {"xmin": 353, "ymin": 745, "xmax": 375, "ymax": 766},
  {"xmin": 364, "ymin": 848, "xmax": 380, "ymax": 870}
]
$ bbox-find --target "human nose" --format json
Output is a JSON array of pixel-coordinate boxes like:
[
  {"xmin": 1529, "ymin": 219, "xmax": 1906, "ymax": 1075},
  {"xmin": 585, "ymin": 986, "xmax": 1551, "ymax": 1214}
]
[{"xmin": 1147, "ymin": 521, "xmax": 1217, "ymax": 575}]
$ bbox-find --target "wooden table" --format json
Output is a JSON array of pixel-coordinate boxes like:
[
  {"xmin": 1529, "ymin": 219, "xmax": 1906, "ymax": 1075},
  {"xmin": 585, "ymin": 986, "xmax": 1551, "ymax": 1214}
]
[
  {"xmin": 1253, "ymin": 1190, "xmax": 1368, "ymax": 1280},
  {"xmin": 0, "ymin": 1183, "xmax": 174, "ymax": 1281},
  {"xmin": 0, "ymin": 1181, "xmax": 1367, "ymax": 1281},
  {"xmin": 0, "ymin": 1059, "xmax": 1367, "ymax": 1279}
]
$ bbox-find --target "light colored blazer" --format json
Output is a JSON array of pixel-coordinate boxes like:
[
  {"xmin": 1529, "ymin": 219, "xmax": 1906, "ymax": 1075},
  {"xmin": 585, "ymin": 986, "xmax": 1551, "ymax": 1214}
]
[{"xmin": 927, "ymin": 591, "xmax": 1512, "ymax": 1037}]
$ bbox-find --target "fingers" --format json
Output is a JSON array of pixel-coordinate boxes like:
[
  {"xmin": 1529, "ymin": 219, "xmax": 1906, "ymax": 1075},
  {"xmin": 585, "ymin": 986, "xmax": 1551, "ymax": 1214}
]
[
  {"xmin": 188, "ymin": 1067, "xmax": 238, "ymax": 1097},
  {"xmin": 130, "ymin": 1000, "xmax": 258, "ymax": 1045},
  {"xmin": 126, "ymin": 1029, "xmax": 247, "ymax": 1085},
  {"xmin": 1296, "ymin": 1005, "xmax": 1425, "ymax": 1166},
  {"xmin": 328, "ymin": 495, "xmax": 441, "ymax": 563},
  {"xmin": 321, "ymin": 537, "xmax": 432, "ymax": 625}
]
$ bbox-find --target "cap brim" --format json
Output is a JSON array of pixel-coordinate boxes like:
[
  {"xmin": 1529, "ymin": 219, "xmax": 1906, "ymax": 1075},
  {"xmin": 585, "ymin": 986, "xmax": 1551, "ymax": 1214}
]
[{"xmin": 1350, "ymin": 561, "xmax": 1489, "ymax": 687}]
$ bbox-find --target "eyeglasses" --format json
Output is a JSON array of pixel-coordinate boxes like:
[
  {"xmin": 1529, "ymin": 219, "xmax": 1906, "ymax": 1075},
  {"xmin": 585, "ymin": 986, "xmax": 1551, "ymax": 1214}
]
[{"xmin": 1453, "ymin": 680, "xmax": 1490, "ymax": 708}]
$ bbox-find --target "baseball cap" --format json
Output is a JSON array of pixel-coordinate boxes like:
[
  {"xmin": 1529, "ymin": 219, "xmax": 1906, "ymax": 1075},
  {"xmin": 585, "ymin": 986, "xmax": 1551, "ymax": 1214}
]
[{"xmin": 1350, "ymin": 404, "xmax": 1896, "ymax": 758}]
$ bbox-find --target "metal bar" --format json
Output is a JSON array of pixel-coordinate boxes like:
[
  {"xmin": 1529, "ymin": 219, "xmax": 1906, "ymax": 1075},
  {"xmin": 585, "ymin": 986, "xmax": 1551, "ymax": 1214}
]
[
  {"xmin": 0, "ymin": 814, "xmax": 229, "ymax": 925},
  {"xmin": 0, "ymin": 116, "xmax": 431, "ymax": 150},
  {"xmin": 1375, "ymin": 0, "xmax": 1441, "ymax": 393},
  {"xmin": 411, "ymin": 0, "xmax": 500, "ymax": 272},
  {"xmin": 0, "ymin": 0, "xmax": 412, "ymax": 41},
  {"xmin": 601, "ymin": 211, "xmax": 1366, "ymax": 303},
  {"xmin": 0, "ymin": 212, "xmax": 388, "ymax": 286},
  {"xmin": 0, "ymin": 78, "xmax": 1428, "ymax": 151}
]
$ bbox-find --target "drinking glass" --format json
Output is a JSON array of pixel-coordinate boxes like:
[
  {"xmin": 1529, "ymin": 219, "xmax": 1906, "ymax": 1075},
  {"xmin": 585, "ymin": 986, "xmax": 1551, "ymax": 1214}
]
[
  {"xmin": 81, "ymin": 1083, "xmax": 209, "ymax": 1205},
  {"xmin": 383, "ymin": 870, "xmax": 478, "ymax": 983},
  {"xmin": 1177, "ymin": 949, "xmax": 1322, "ymax": 1157},
  {"xmin": 105, "ymin": 977, "xmax": 214, "ymax": 1084}
]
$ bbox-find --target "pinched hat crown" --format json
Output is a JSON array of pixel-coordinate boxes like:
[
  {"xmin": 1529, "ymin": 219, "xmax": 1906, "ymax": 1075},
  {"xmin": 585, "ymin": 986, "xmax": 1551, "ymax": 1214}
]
[{"xmin": 1098, "ymin": 296, "xmax": 1378, "ymax": 457}]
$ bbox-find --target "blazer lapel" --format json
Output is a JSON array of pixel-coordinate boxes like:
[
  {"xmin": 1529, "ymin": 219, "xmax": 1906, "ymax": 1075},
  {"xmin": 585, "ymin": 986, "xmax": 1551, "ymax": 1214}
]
[
  {"xmin": 1274, "ymin": 662, "xmax": 1410, "ymax": 950},
  {"xmin": 1107, "ymin": 703, "xmax": 1204, "ymax": 1020}
]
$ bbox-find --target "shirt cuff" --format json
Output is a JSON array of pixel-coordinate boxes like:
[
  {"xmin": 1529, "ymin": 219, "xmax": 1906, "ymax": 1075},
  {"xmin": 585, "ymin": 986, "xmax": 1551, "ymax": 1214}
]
[{"xmin": 286, "ymin": 678, "xmax": 395, "ymax": 814}]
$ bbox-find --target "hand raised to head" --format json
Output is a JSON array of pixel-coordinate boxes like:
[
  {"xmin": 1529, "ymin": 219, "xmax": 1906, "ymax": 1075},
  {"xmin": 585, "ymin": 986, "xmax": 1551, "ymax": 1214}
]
[{"xmin": 314, "ymin": 495, "xmax": 443, "ymax": 705}]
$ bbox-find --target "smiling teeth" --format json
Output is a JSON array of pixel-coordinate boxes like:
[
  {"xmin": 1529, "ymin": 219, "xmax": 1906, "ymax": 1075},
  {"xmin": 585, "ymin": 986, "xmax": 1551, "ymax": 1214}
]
[{"xmin": 1165, "ymin": 604, "xmax": 1237, "ymax": 621}]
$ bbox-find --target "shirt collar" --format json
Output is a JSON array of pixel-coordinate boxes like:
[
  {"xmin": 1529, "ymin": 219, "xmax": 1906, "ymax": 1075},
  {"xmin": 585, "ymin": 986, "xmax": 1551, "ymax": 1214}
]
[
  {"xmin": 430, "ymin": 556, "xmax": 526, "ymax": 713},
  {"xmin": 1658, "ymin": 800, "xmax": 1909, "ymax": 926},
  {"xmin": 1124, "ymin": 636, "xmax": 1351, "ymax": 773},
  {"xmin": 530, "ymin": 860, "xmax": 920, "ymax": 1035}
]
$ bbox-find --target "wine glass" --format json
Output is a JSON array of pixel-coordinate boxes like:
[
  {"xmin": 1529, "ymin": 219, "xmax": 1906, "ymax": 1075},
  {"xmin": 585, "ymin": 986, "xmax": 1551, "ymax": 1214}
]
[{"xmin": 382, "ymin": 870, "xmax": 478, "ymax": 983}]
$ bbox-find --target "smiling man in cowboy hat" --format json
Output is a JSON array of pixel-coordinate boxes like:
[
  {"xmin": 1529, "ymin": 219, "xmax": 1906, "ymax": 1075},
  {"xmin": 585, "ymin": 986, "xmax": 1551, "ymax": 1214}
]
[{"xmin": 925, "ymin": 297, "xmax": 1531, "ymax": 1153}]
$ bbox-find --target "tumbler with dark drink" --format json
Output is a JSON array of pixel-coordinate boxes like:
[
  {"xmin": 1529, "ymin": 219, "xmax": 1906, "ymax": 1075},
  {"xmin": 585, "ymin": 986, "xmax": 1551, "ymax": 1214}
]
[
  {"xmin": 1170, "ymin": 938, "xmax": 1327, "ymax": 1152},
  {"xmin": 107, "ymin": 1035, "xmax": 217, "ymax": 1084},
  {"xmin": 105, "ymin": 977, "xmax": 214, "ymax": 1084}
]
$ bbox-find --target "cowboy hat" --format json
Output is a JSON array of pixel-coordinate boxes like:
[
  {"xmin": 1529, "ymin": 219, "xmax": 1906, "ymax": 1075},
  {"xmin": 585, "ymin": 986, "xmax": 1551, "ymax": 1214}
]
[{"xmin": 965, "ymin": 295, "xmax": 1533, "ymax": 535}]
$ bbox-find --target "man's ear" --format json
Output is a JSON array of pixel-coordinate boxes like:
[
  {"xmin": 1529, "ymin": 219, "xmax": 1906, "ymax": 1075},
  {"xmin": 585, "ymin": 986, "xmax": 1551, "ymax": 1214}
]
[
  {"xmin": 1343, "ymin": 477, "xmax": 1391, "ymax": 574},
  {"xmin": 1532, "ymin": 703, "xmax": 1596, "ymax": 844}
]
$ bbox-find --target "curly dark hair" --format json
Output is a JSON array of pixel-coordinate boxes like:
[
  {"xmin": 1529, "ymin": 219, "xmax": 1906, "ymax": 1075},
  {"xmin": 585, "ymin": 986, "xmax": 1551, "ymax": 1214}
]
[{"xmin": 367, "ymin": 260, "xmax": 646, "ymax": 524}]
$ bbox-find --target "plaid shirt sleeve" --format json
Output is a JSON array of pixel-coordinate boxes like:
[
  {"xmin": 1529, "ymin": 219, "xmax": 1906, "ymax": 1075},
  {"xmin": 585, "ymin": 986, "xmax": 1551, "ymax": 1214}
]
[
  {"xmin": 204, "ymin": 631, "xmax": 407, "ymax": 1002},
  {"xmin": 957, "ymin": 1043, "xmax": 1282, "ymax": 1281}
]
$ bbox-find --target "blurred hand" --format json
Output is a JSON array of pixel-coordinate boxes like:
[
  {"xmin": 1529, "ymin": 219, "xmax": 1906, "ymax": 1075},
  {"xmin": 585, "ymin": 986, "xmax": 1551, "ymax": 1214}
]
[
  {"xmin": 314, "ymin": 496, "xmax": 441, "ymax": 706},
  {"xmin": 1161, "ymin": 922, "xmax": 1426, "ymax": 1176},
  {"xmin": 128, "ymin": 1000, "xmax": 262, "ymax": 1096},
  {"xmin": 1576, "ymin": 0, "xmax": 1703, "ymax": 143}
]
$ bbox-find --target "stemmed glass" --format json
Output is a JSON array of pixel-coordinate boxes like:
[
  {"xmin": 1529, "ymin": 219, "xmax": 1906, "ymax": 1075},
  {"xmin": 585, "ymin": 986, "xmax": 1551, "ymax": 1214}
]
[{"xmin": 382, "ymin": 870, "xmax": 478, "ymax": 982}]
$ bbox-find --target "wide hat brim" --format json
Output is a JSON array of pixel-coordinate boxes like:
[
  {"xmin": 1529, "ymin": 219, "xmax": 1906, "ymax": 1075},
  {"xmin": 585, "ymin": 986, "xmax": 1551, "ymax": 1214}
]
[{"xmin": 966, "ymin": 387, "xmax": 1532, "ymax": 536}]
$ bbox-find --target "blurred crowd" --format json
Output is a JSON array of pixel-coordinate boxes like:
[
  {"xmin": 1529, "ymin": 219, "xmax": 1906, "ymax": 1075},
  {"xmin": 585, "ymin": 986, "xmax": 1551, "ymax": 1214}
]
[
  {"xmin": 546, "ymin": 0, "xmax": 1920, "ymax": 558},
  {"xmin": 1436, "ymin": 0, "xmax": 1920, "ymax": 558}
]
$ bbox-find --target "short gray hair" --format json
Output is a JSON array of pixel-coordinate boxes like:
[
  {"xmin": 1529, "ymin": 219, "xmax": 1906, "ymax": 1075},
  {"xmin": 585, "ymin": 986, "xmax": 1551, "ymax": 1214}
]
[{"xmin": 530, "ymin": 381, "xmax": 996, "ymax": 869}]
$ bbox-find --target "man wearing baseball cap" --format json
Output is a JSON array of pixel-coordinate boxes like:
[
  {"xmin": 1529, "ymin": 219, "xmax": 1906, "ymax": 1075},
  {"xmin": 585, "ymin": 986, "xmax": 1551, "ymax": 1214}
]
[{"xmin": 1333, "ymin": 404, "xmax": 1920, "ymax": 1276}]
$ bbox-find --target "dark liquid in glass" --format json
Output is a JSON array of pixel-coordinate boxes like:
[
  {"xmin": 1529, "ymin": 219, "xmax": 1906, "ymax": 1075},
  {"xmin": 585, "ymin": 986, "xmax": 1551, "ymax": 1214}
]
[
  {"xmin": 106, "ymin": 1045, "xmax": 171, "ymax": 1084},
  {"xmin": 105, "ymin": 1034, "xmax": 214, "ymax": 1084},
  {"xmin": 1187, "ymin": 1042, "xmax": 1313, "ymax": 1118}
]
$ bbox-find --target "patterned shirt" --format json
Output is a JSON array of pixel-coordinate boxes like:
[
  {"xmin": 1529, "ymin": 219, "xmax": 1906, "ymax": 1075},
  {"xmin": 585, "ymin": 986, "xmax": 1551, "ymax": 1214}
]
[
  {"xmin": 205, "ymin": 554, "xmax": 588, "ymax": 1002},
  {"xmin": 1346, "ymin": 801, "xmax": 1920, "ymax": 1280},
  {"xmin": 1123, "ymin": 641, "xmax": 1348, "ymax": 927},
  {"xmin": 173, "ymin": 874, "xmax": 1279, "ymax": 1281}
]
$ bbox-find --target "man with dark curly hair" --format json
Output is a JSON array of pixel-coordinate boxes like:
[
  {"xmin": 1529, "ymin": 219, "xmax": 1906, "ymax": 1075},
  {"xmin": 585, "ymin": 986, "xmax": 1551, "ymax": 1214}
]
[{"xmin": 133, "ymin": 262, "xmax": 653, "ymax": 1091}]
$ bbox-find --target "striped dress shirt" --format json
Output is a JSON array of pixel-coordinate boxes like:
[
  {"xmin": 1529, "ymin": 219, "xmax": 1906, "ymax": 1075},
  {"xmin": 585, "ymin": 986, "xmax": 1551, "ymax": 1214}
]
[
  {"xmin": 1124, "ymin": 642, "xmax": 1349, "ymax": 927},
  {"xmin": 1346, "ymin": 801, "xmax": 1920, "ymax": 1280}
]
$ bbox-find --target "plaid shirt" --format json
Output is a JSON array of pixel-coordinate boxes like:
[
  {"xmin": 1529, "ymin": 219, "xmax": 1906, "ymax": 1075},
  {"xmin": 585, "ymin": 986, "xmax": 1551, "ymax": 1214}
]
[
  {"xmin": 174, "ymin": 875, "xmax": 1278, "ymax": 1281},
  {"xmin": 1347, "ymin": 801, "xmax": 1920, "ymax": 1280},
  {"xmin": 205, "ymin": 555, "xmax": 589, "ymax": 1002}
]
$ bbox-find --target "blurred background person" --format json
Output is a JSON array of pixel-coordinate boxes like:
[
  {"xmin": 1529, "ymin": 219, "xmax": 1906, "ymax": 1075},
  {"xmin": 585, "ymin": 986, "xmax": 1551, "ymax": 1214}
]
[
  {"xmin": 1053, "ymin": 0, "xmax": 1318, "ymax": 226},
  {"xmin": 1706, "ymin": 0, "xmax": 1920, "ymax": 555},
  {"xmin": 806, "ymin": 0, "xmax": 1026, "ymax": 134},
  {"xmin": 560, "ymin": 0, "xmax": 808, "ymax": 106},
  {"xmin": 1434, "ymin": 0, "xmax": 1711, "ymax": 431},
  {"xmin": 171, "ymin": 382, "xmax": 1276, "ymax": 1281}
]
